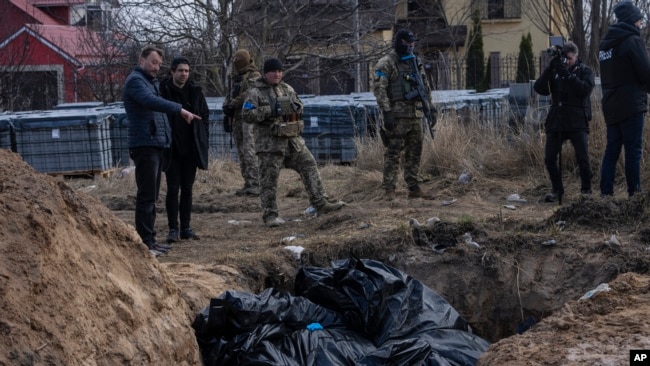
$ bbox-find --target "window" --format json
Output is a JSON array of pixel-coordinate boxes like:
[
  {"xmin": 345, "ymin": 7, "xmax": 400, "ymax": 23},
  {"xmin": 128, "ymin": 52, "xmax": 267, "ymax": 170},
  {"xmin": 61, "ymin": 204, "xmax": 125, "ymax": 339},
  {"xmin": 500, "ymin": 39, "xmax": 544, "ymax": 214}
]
[
  {"xmin": 408, "ymin": 0, "xmax": 421, "ymax": 12},
  {"xmin": 472, "ymin": 0, "xmax": 521, "ymax": 20},
  {"xmin": 487, "ymin": 0, "xmax": 504, "ymax": 19}
]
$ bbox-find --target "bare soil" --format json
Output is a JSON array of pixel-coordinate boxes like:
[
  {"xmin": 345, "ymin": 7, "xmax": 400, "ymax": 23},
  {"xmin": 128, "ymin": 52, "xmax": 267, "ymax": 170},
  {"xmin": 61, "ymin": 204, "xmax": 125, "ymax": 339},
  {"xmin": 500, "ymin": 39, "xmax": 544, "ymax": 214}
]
[{"xmin": 2, "ymin": 147, "xmax": 650, "ymax": 365}]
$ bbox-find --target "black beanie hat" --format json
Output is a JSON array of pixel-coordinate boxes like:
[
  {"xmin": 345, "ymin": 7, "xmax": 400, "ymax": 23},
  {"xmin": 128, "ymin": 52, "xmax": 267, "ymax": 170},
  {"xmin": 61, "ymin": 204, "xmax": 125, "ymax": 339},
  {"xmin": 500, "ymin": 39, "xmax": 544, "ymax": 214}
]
[
  {"xmin": 614, "ymin": 1, "xmax": 643, "ymax": 25},
  {"xmin": 263, "ymin": 58, "xmax": 283, "ymax": 73},
  {"xmin": 171, "ymin": 56, "xmax": 190, "ymax": 70}
]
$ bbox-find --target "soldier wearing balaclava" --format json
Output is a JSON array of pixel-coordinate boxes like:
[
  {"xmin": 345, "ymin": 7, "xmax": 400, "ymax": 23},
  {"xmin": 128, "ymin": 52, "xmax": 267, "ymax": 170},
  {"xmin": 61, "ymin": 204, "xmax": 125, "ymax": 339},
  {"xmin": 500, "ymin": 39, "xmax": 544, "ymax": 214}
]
[
  {"xmin": 372, "ymin": 29, "xmax": 434, "ymax": 200},
  {"xmin": 223, "ymin": 49, "xmax": 262, "ymax": 197}
]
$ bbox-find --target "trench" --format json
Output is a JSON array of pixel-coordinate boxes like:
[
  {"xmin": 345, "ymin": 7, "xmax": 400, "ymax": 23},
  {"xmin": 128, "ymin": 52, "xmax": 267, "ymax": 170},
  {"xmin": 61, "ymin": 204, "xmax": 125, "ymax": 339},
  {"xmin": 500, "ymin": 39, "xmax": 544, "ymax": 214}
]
[{"xmin": 248, "ymin": 194, "xmax": 650, "ymax": 344}]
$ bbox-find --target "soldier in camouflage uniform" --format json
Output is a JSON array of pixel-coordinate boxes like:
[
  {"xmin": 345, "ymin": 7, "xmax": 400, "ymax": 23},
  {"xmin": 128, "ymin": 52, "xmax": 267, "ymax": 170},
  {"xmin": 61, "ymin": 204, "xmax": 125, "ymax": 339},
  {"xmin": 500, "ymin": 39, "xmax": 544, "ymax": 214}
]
[
  {"xmin": 242, "ymin": 58, "xmax": 345, "ymax": 227},
  {"xmin": 372, "ymin": 29, "xmax": 434, "ymax": 200},
  {"xmin": 223, "ymin": 49, "xmax": 261, "ymax": 196}
]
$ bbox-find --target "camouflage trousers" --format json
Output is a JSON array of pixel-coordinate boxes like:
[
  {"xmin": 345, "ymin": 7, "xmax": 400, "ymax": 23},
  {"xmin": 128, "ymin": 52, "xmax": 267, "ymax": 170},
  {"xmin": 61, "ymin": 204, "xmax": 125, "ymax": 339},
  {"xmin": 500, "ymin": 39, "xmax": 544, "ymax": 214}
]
[
  {"xmin": 233, "ymin": 118, "xmax": 259, "ymax": 188},
  {"xmin": 258, "ymin": 144, "xmax": 326, "ymax": 220},
  {"xmin": 382, "ymin": 117, "xmax": 423, "ymax": 190}
]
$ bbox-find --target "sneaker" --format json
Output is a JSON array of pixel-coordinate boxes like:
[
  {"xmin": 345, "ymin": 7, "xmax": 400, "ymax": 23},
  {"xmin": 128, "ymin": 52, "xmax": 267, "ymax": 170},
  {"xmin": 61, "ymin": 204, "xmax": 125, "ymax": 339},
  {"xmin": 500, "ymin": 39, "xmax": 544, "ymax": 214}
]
[
  {"xmin": 316, "ymin": 201, "xmax": 345, "ymax": 216},
  {"xmin": 150, "ymin": 242, "xmax": 172, "ymax": 251},
  {"xmin": 385, "ymin": 189, "xmax": 395, "ymax": 201},
  {"xmin": 235, "ymin": 187, "xmax": 248, "ymax": 196},
  {"xmin": 166, "ymin": 229, "xmax": 179, "ymax": 243},
  {"xmin": 180, "ymin": 228, "xmax": 200, "ymax": 240},
  {"xmin": 264, "ymin": 216, "xmax": 285, "ymax": 227},
  {"xmin": 149, "ymin": 249, "xmax": 165, "ymax": 257},
  {"xmin": 544, "ymin": 193, "xmax": 559, "ymax": 203}
]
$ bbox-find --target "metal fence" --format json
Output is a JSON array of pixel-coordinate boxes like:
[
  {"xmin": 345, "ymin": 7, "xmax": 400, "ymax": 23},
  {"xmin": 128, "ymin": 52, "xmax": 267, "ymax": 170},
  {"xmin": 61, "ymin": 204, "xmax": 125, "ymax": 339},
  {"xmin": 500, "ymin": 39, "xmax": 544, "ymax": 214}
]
[{"xmin": 426, "ymin": 52, "xmax": 542, "ymax": 91}]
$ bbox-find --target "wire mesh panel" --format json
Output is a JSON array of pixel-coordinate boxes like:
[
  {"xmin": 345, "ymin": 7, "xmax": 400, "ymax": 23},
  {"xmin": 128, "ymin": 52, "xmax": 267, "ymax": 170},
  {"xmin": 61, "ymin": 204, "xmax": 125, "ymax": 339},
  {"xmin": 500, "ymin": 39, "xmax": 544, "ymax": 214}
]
[
  {"xmin": 205, "ymin": 97, "xmax": 238, "ymax": 160},
  {"xmin": 96, "ymin": 104, "xmax": 131, "ymax": 167},
  {"xmin": 302, "ymin": 96, "xmax": 360, "ymax": 163},
  {"xmin": 13, "ymin": 109, "xmax": 112, "ymax": 174},
  {"xmin": 0, "ymin": 113, "xmax": 16, "ymax": 152}
]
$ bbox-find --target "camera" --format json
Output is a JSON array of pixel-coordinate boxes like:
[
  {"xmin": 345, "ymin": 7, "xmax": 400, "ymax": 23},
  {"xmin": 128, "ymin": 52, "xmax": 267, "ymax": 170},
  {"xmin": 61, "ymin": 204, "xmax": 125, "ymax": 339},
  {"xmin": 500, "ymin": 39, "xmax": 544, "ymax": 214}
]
[
  {"xmin": 546, "ymin": 36, "xmax": 566, "ymax": 65},
  {"xmin": 546, "ymin": 45, "xmax": 567, "ymax": 65}
]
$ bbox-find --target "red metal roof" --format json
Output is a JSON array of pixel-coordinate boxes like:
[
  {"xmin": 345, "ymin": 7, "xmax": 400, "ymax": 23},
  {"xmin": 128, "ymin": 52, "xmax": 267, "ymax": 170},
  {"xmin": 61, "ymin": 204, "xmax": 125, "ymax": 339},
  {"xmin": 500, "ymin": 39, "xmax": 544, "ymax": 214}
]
[
  {"xmin": 0, "ymin": 24, "xmax": 107, "ymax": 67},
  {"xmin": 27, "ymin": 24, "xmax": 105, "ymax": 60},
  {"xmin": 7, "ymin": 0, "xmax": 61, "ymax": 25},
  {"xmin": 29, "ymin": 0, "xmax": 85, "ymax": 6}
]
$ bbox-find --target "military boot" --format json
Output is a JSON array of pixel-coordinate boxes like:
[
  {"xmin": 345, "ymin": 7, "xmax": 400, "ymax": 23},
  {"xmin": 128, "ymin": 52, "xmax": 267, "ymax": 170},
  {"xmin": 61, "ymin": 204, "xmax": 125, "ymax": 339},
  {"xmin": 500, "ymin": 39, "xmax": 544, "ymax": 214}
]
[
  {"xmin": 315, "ymin": 201, "xmax": 345, "ymax": 216},
  {"xmin": 236, "ymin": 184, "xmax": 260, "ymax": 197},
  {"xmin": 408, "ymin": 186, "xmax": 429, "ymax": 199},
  {"xmin": 264, "ymin": 216, "xmax": 285, "ymax": 228},
  {"xmin": 246, "ymin": 185, "xmax": 260, "ymax": 196},
  {"xmin": 385, "ymin": 189, "xmax": 395, "ymax": 201}
]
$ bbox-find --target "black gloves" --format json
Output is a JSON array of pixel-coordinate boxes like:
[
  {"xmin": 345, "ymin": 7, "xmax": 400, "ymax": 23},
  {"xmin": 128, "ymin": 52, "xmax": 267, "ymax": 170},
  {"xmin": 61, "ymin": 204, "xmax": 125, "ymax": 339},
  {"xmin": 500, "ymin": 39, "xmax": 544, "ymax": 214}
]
[
  {"xmin": 383, "ymin": 112, "xmax": 396, "ymax": 131},
  {"xmin": 556, "ymin": 65, "xmax": 570, "ymax": 78},
  {"xmin": 550, "ymin": 56, "xmax": 563, "ymax": 69},
  {"xmin": 550, "ymin": 56, "xmax": 571, "ymax": 79},
  {"xmin": 223, "ymin": 105, "xmax": 235, "ymax": 117}
]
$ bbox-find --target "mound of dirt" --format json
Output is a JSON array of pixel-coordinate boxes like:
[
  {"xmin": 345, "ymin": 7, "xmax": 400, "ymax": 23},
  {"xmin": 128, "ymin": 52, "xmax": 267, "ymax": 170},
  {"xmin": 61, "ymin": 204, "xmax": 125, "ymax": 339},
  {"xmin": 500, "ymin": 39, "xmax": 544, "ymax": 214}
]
[
  {"xmin": 479, "ymin": 272, "xmax": 650, "ymax": 365},
  {"xmin": 4, "ymin": 141, "xmax": 650, "ymax": 365},
  {"xmin": 0, "ymin": 149, "xmax": 202, "ymax": 365}
]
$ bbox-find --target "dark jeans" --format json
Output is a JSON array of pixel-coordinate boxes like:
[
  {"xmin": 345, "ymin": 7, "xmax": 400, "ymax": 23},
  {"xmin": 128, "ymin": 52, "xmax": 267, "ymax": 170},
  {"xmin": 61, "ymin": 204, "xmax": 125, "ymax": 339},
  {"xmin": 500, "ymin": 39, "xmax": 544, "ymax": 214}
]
[
  {"xmin": 600, "ymin": 113, "xmax": 644, "ymax": 196},
  {"xmin": 129, "ymin": 147, "xmax": 164, "ymax": 246},
  {"xmin": 165, "ymin": 156, "xmax": 197, "ymax": 231},
  {"xmin": 544, "ymin": 131, "xmax": 592, "ymax": 195}
]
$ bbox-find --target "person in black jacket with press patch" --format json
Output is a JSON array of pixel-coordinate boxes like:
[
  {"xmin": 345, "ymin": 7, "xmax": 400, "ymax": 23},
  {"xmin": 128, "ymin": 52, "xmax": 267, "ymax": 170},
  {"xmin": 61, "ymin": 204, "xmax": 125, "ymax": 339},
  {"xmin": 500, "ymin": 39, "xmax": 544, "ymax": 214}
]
[
  {"xmin": 599, "ymin": 1, "xmax": 650, "ymax": 197},
  {"xmin": 534, "ymin": 41, "xmax": 595, "ymax": 203}
]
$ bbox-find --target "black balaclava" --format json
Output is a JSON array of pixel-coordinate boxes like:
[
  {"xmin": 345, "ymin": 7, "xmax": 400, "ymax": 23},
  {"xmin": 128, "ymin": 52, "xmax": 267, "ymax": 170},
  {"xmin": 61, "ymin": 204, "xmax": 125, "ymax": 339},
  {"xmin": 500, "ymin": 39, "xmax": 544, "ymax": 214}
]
[{"xmin": 393, "ymin": 29, "xmax": 417, "ymax": 56}]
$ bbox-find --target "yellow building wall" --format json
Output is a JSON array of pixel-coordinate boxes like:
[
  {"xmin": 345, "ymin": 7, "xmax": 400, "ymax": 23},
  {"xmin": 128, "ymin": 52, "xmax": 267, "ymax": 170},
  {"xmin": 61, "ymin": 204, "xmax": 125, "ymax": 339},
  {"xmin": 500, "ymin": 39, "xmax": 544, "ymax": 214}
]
[
  {"xmin": 440, "ymin": 0, "xmax": 568, "ymax": 58},
  {"xmin": 481, "ymin": 19, "xmax": 550, "ymax": 57}
]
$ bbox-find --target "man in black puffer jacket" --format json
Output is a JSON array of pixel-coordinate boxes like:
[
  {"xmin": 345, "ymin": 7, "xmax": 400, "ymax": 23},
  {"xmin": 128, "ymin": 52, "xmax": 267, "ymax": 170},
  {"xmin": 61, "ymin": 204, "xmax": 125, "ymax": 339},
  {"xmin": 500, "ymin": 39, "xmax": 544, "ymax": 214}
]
[
  {"xmin": 534, "ymin": 41, "xmax": 595, "ymax": 203},
  {"xmin": 599, "ymin": 1, "xmax": 650, "ymax": 197}
]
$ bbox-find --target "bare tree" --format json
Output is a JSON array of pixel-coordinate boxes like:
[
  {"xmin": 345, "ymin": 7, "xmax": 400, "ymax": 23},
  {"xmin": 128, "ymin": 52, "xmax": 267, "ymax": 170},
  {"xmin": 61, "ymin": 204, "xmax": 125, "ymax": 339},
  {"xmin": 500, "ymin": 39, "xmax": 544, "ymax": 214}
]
[
  {"xmin": 230, "ymin": 0, "xmax": 398, "ymax": 94},
  {"xmin": 113, "ymin": 0, "xmax": 400, "ymax": 95},
  {"xmin": 71, "ymin": 28, "xmax": 132, "ymax": 103},
  {"xmin": 114, "ymin": 0, "xmax": 226, "ymax": 95},
  {"xmin": 523, "ymin": 0, "xmax": 617, "ymax": 71}
]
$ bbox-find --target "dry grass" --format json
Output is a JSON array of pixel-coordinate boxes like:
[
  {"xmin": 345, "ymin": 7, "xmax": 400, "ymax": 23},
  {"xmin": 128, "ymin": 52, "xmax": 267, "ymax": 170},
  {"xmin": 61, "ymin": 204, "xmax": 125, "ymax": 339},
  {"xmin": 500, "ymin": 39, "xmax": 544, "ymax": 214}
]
[
  {"xmin": 345, "ymin": 95, "xmax": 650, "ymax": 198},
  {"xmin": 72, "ymin": 100, "xmax": 650, "ymax": 199}
]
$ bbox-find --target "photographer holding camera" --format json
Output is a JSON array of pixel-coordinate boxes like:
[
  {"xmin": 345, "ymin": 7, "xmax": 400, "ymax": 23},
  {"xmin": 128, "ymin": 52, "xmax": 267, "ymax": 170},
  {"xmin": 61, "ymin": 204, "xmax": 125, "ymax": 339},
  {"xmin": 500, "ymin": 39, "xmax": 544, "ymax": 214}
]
[
  {"xmin": 534, "ymin": 41, "xmax": 595, "ymax": 203},
  {"xmin": 599, "ymin": 1, "xmax": 650, "ymax": 198}
]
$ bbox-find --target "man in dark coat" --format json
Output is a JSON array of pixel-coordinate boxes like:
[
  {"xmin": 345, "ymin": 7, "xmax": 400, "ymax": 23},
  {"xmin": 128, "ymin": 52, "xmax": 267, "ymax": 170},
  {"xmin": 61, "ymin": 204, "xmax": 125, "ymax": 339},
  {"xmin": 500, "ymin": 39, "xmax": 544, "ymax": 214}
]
[
  {"xmin": 534, "ymin": 41, "xmax": 595, "ymax": 203},
  {"xmin": 123, "ymin": 45, "xmax": 201, "ymax": 256},
  {"xmin": 599, "ymin": 1, "xmax": 650, "ymax": 197},
  {"xmin": 160, "ymin": 56, "xmax": 210, "ymax": 243}
]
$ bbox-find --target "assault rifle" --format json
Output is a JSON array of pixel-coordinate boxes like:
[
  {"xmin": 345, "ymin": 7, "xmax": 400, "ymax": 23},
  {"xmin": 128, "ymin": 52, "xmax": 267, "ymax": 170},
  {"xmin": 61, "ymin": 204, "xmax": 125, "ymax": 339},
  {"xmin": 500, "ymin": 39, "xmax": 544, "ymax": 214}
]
[{"xmin": 402, "ymin": 54, "xmax": 436, "ymax": 138}]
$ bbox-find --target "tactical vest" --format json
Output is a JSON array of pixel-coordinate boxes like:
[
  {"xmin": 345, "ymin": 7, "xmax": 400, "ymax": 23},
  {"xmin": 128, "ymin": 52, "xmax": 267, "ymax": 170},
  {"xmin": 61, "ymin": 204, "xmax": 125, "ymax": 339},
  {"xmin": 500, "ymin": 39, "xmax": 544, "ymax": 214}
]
[
  {"xmin": 389, "ymin": 61, "xmax": 417, "ymax": 102},
  {"xmin": 231, "ymin": 71, "xmax": 252, "ymax": 99},
  {"xmin": 269, "ymin": 96, "xmax": 304, "ymax": 137}
]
